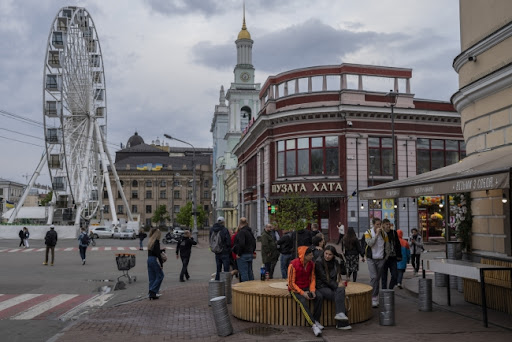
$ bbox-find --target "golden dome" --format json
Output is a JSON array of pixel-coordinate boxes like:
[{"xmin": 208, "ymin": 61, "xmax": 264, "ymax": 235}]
[{"xmin": 237, "ymin": 18, "xmax": 251, "ymax": 40}]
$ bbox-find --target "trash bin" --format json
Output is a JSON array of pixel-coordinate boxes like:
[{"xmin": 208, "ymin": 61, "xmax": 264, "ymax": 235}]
[
  {"xmin": 418, "ymin": 278, "xmax": 432, "ymax": 311},
  {"xmin": 210, "ymin": 296, "xmax": 233, "ymax": 337},
  {"xmin": 379, "ymin": 289, "xmax": 395, "ymax": 326}
]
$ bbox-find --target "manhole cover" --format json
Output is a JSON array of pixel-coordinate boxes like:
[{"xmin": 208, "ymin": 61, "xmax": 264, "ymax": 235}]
[{"xmin": 244, "ymin": 326, "xmax": 283, "ymax": 336}]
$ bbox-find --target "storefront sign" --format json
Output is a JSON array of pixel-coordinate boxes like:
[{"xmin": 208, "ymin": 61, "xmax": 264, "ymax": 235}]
[{"xmin": 271, "ymin": 182, "xmax": 343, "ymax": 194}]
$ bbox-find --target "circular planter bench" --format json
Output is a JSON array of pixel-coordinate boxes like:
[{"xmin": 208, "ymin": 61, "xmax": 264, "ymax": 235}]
[{"xmin": 232, "ymin": 279, "xmax": 372, "ymax": 326}]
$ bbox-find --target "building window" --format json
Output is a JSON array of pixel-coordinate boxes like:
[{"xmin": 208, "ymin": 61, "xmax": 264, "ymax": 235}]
[
  {"xmin": 173, "ymin": 205, "xmax": 180, "ymax": 213},
  {"xmin": 103, "ymin": 205, "xmax": 109, "ymax": 213},
  {"xmin": 160, "ymin": 180, "xmax": 166, "ymax": 187},
  {"xmin": 145, "ymin": 180, "xmax": 152, "ymax": 187},
  {"xmin": 277, "ymin": 136, "xmax": 339, "ymax": 177},
  {"xmin": 132, "ymin": 180, "xmax": 138, "ymax": 187},
  {"xmin": 416, "ymin": 139, "xmax": 466, "ymax": 174},
  {"xmin": 173, "ymin": 180, "xmax": 181, "ymax": 187},
  {"xmin": 173, "ymin": 190, "xmax": 181, "ymax": 199},
  {"xmin": 187, "ymin": 190, "xmax": 193, "ymax": 200},
  {"xmin": 146, "ymin": 205, "xmax": 152, "ymax": 214},
  {"xmin": 146, "ymin": 190, "xmax": 152, "ymax": 199},
  {"xmin": 368, "ymin": 137, "xmax": 393, "ymax": 177},
  {"xmin": 203, "ymin": 190, "xmax": 210, "ymax": 199},
  {"xmin": 146, "ymin": 218, "xmax": 152, "ymax": 227},
  {"xmin": 117, "ymin": 205, "xmax": 124, "ymax": 214},
  {"xmin": 132, "ymin": 190, "xmax": 138, "ymax": 199},
  {"xmin": 204, "ymin": 180, "xmax": 209, "ymax": 187},
  {"xmin": 160, "ymin": 190, "xmax": 166, "ymax": 199},
  {"xmin": 131, "ymin": 205, "xmax": 138, "ymax": 213},
  {"xmin": 246, "ymin": 155, "xmax": 257, "ymax": 187},
  {"xmin": 204, "ymin": 204, "xmax": 209, "ymax": 211}
]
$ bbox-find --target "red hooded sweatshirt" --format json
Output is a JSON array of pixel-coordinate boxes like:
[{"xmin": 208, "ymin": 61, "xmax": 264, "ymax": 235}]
[{"xmin": 287, "ymin": 246, "xmax": 316, "ymax": 295}]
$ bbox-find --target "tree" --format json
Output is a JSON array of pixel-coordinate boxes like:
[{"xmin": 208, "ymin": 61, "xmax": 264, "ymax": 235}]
[
  {"xmin": 40, "ymin": 191, "xmax": 53, "ymax": 206},
  {"xmin": 273, "ymin": 193, "xmax": 316, "ymax": 254},
  {"xmin": 176, "ymin": 201, "xmax": 207, "ymax": 228},
  {"xmin": 151, "ymin": 205, "xmax": 171, "ymax": 227}
]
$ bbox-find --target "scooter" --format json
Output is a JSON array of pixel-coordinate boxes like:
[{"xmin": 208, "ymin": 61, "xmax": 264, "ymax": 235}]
[{"xmin": 162, "ymin": 229, "xmax": 184, "ymax": 244}]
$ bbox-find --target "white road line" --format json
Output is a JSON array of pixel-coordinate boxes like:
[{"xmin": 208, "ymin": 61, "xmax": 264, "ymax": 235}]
[
  {"xmin": 0, "ymin": 294, "xmax": 42, "ymax": 311},
  {"xmin": 37, "ymin": 248, "xmax": 46, "ymax": 252},
  {"xmin": 11, "ymin": 294, "xmax": 78, "ymax": 320},
  {"xmin": 129, "ymin": 247, "xmax": 137, "ymax": 250},
  {"xmin": 104, "ymin": 247, "xmax": 111, "ymax": 251},
  {"xmin": 63, "ymin": 248, "xmax": 74, "ymax": 251},
  {"xmin": 116, "ymin": 247, "xmax": 125, "ymax": 250},
  {"xmin": 8, "ymin": 249, "xmax": 22, "ymax": 253},
  {"xmin": 91, "ymin": 247, "xmax": 99, "ymax": 251},
  {"xmin": 22, "ymin": 248, "xmax": 35, "ymax": 253}
]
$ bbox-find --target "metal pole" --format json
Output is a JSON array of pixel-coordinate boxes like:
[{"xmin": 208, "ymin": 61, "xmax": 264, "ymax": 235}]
[{"xmin": 164, "ymin": 134, "xmax": 198, "ymax": 242}]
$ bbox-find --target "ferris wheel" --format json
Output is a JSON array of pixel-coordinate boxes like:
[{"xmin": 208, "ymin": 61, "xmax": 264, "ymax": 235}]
[{"xmin": 40, "ymin": 6, "xmax": 127, "ymax": 226}]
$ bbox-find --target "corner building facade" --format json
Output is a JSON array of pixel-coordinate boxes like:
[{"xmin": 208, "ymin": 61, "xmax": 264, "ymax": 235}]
[{"xmin": 233, "ymin": 63, "xmax": 464, "ymax": 239}]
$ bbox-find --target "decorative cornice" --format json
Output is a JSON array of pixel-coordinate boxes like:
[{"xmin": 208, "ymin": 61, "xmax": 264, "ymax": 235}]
[{"xmin": 453, "ymin": 22, "xmax": 512, "ymax": 72}]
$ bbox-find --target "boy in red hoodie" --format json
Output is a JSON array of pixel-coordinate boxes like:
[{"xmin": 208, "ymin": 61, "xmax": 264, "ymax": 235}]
[{"xmin": 288, "ymin": 246, "xmax": 323, "ymax": 337}]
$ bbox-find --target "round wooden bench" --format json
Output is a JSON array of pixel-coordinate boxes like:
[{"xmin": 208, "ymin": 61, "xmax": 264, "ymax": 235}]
[{"xmin": 232, "ymin": 280, "xmax": 372, "ymax": 326}]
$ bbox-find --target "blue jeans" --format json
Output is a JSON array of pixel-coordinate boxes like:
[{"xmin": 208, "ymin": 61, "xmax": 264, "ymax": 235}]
[
  {"xmin": 237, "ymin": 253, "xmax": 254, "ymax": 282},
  {"xmin": 79, "ymin": 246, "xmax": 87, "ymax": 261},
  {"xmin": 139, "ymin": 239, "xmax": 144, "ymax": 249},
  {"xmin": 382, "ymin": 257, "xmax": 398, "ymax": 289},
  {"xmin": 280, "ymin": 253, "xmax": 293, "ymax": 279},
  {"xmin": 215, "ymin": 252, "xmax": 230, "ymax": 280},
  {"xmin": 147, "ymin": 256, "xmax": 164, "ymax": 294},
  {"xmin": 180, "ymin": 256, "xmax": 190, "ymax": 280},
  {"xmin": 397, "ymin": 269, "xmax": 405, "ymax": 285}
]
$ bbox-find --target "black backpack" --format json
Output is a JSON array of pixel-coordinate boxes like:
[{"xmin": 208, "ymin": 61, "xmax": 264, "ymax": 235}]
[
  {"xmin": 80, "ymin": 233, "xmax": 90, "ymax": 246},
  {"xmin": 360, "ymin": 230, "xmax": 373, "ymax": 259}
]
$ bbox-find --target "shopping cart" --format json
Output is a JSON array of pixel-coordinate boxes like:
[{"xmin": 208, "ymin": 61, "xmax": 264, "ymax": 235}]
[{"xmin": 115, "ymin": 253, "xmax": 136, "ymax": 287}]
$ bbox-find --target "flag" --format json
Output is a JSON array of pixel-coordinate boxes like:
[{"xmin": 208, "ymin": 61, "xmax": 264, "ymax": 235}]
[{"xmin": 6, "ymin": 200, "xmax": 14, "ymax": 209}]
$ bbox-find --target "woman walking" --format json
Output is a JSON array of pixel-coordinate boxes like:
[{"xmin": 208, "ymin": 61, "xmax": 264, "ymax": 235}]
[
  {"xmin": 138, "ymin": 228, "xmax": 147, "ymax": 250},
  {"xmin": 396, "ymin": 229, "xmax": 410, "ymax": 288},
  {"xmin": 23, "ymin": 227, "xmax": 30, "ymax": 248},
  {"xmin": 147, "ymin": 229, "xmax": 165, "ymax": 300},
  {"xmin": 342, "ymin": 227, "xmax": 365, "ymax": 282}
]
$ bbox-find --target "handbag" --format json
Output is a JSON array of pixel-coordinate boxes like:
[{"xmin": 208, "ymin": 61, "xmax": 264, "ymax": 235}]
[
  {"xmin": 160, "ymin": 251, "xmax": 168, "ymax": 263},
  {"xmin": 339, "ymin": 251, "xmax": 347, "ymax": 275}
]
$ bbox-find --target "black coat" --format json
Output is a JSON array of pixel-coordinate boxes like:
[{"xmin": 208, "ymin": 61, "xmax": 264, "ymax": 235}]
[
  {"xmin": 176, "ymin": 237, "xmax": 197, "ymax": 258},
  {"xmin": 315, "ymin": 257, "xmax": 339, "ymax": 291},
  {"xmin": 233, "ymin": 226, "xmax": 256, "ymax": 256},
  {"xmin": 277, "ymin": 232, "xmax": 293, "ymax": 255},
  {"xmin": 386, "ymin": 229, "xmax": 403, "ymax": 260}
]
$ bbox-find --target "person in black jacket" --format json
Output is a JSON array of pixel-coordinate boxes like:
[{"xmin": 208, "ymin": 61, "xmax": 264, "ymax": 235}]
[
  {"xmin": 176, "ymin": 230, "xmax": 197, "ymax": 282},
  {"xmin": 147, "ymin": 229, "xmax": 165, "ymax": 300},
  {"xmin": 19, "ymin": 229, "xmax": 24, "ymax": 247},
  {"xmin": 292, "ymin": 228, "xmax": 313, "ymax": 258},
  {"xmin": 210, "ymin": 217, "xmax": 232, "ymax": 280},
  {"xmin": 43, "ymin": 226, "xmax": 58, "ymax": 266},
  {"xmin": 233, "ymin": 217, "xmax": 256, "ymax": 282},
  {"xmin": 315, "ymin": 245, "xmax": 351, "ymax": 330},
  {"xmin": 310, "ymin": 234, "xmax": 325, "ymax": 261},
  {"xmin": 277, "ymin": 230, "xmax": 293, "ymax": 278},
  {"xmin": 381, "ymin": 219, "xmax": 402, "ymax": 290},
  {"xmin": 342, "ymin": 227, "xmax": 365, "ymax": 282}
]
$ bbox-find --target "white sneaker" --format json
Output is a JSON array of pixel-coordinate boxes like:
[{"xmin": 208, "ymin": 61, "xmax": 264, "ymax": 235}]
[
  {"xmin": 336, "ymin": 324, "xmax": 352, "ymax": 330},
  {"xmin": 372, "ymin": 296, "xmax": 379, "ymax": 308},
  {"xmin": 312, "ymin": 324, "xmax": 322, "ymax": 337},
  {"xmin": 397, "ymin": 283, "xmax": 403, "ymax": 289},
  {"xmin": 334, "ymin": 312, "xmax": 349, "ymax": 322},
  {"xmin": 314, "ymin": 321, "xmax": 324, "ymax": 330}
]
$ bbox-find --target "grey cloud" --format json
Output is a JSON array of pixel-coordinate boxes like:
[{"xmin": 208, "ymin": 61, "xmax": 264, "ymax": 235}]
[{"xmin": 144, "ymin": 0, "xmax": 223, "ymax": 17}]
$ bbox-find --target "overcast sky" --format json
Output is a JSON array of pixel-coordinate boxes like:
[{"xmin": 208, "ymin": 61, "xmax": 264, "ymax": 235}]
[{"xmin": 0, "ymin": 0, "xmax": 460, "ymax": 186}]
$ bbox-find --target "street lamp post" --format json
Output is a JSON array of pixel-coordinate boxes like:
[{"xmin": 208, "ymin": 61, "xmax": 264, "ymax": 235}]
[
  {"xmin": 386, "ymin": 90, "xmax": 399, "ymax": 228},
  {"xmin": 164, "ymin": 134, "xmax": 198, "ymax": 242}
]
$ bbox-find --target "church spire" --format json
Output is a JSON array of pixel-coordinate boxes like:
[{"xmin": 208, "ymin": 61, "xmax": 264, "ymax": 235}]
[
  {"xmin": 237, "ymin": 1, "xmax": 251, "ymax": 40},
  {"xmin": 219, "ymin": 85, "xmax": 226, "ymax": 105}
]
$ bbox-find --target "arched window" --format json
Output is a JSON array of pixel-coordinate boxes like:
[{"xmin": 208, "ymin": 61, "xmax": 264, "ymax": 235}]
[{"xmin": 241, "ymin": 106, "xmax": 252, "ymax": 121}]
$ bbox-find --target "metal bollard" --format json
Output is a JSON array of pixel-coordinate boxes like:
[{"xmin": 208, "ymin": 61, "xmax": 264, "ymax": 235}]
[
  {"xmin": 208, "ymin": 280, "xmax": 225, "ymax": 306},
  {"xmin": 435, "ymin": 272, "xmax": 447, "ymax": 287},
  {"xmin": 379, "ymin": 289, "xmax": 395, "ymax": 326},
  {"xmin": 457, "ymin": 277, "xmax": 464, "ymax": 293},
  {"xmin": 219, "ymin": 272, "xmax": 232, "ymax": 304},
  {"xmin": 418, "ymin": 278, "xmax": 432, "ymax": 311},
  {"xmin": 210, "ymin": 296, "xmax": 233, "ymax": 337},
  {"xmin": 449, "ymin": 275, "xmax": 458, "ymax": 289}
]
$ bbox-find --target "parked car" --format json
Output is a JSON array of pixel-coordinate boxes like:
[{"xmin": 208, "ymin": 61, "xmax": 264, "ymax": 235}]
[
  {"xmin": 90, "ymin": 226, "xmax": 114, "ymax": 239},
  {"xmin": 113, "ymin": 228, "xmax": 137, "ymax": 239}
]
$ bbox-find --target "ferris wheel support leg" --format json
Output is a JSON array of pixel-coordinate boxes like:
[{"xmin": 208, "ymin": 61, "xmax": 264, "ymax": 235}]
[
  {"xmin": 94, "ymin": 122, "xmax": 118, "ymax": 226},
  {"xmin": 95, "ymin": 121, "xmax": 133, "ymax": 222},
  {"xmin": 47, "ymin": 190, "xmax": 56, "ymax": 225},
  {"xmin": 8, "ymin": 150, "xmax": 49, "ymax": 224},
  {"xmin": 74, "ymin": 120, "xmax": 96, "ymax": 227}
]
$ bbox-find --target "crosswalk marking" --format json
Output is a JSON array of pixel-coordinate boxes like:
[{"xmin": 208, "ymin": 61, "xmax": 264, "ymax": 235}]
[
  {"xmin": 0, "ymin": 246, "xmax": 173, "ymax": 253},
  {"xmin": 0, "ymin": 294, "xmax": 113, "ymax": 321}
]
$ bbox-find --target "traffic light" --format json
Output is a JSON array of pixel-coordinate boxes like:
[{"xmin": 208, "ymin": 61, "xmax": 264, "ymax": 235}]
[
  {"xmin": 267, "ymin": 202, "xmax": 272, "ymax": 214},
  {"xmin": 270, "ymin": 205, "xmax": 276, "ymax": 214}
]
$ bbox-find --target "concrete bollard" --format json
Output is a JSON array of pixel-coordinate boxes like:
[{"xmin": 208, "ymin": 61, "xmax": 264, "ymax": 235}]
[
  {"xmin": 418, "ymin": 278, "xmax": 433, "ymax": 311},
  {"xmin": 379, "ymin": 289, "xmax": 395, "ymax": 326},
  {"xmin": 219, "ymin": 272, "xmax": 232, "ymax": 304},
  {"xmin": 210, "ymin": 296, "xmax": 233, "ymax": 337},
  {"xmin": 208, "ymin": 280, "xmax": 225, "ymax": 306}
]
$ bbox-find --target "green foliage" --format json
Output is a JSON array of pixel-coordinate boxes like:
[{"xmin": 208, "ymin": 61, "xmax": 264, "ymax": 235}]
[
  {"xmin": 151, "ymin": 205, "xmax": 171, "ymax": 226},
  {"xmin": 40, "ymin": 191, "xmax": 53, "ymax": 206},
  {"xmin": 175, "ymin": 201, "xmax": 207, "ymax": 227},
  {"xmin": 452, "ymin": 193, "xmax": 472, "ymax": 252},
  {"xmin": 273, "ymin": 193, "xmax": 316, "ymax": 232}
]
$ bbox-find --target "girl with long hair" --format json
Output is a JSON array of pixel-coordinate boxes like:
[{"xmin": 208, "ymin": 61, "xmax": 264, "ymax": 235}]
[
  {"xmin": 314, "ymin": 245, "xmax": 351, "ymax": 330},
  {"xmin": 147, "ymin": 229, "xmax": 165, "ymax": 300},
  {"xmin": 342, "ymin": 227, "xmax": 365, "ymax": 282}
]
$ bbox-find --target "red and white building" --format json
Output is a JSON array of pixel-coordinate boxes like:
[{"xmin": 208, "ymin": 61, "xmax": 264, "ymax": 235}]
[{"xmin": 233, "ymin": 63, "xmax": 464, "ymax": 240}]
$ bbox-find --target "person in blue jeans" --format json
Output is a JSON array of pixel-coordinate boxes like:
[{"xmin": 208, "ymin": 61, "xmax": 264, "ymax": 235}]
[
  {"xmin": 147, "ymin": 229, "xmax": 165, "ymax": 300},
  {"xmin": 78, "ymin": 227, "xmax": 89, "ymax": 265},
  {"xmin": 233, "ymin": 217, "xmax": 256, "ymax": 282},
  {"xmin": 138, "ymin": 228, "xmax": 147, "ymax": 251},
  {"xmin": 277, "ymin": 231, "xmax": 293, "ymax": 278},
  {"xmin": 210, "ymin": 217, "xmax": 232, "ymax": 280}
]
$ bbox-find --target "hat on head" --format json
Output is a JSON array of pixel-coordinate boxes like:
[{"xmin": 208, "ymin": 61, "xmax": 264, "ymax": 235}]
[
  {"xmin": 50, "ymin": 225, "xmax": 55, "ymax": 229},
  {"xmin": 217, "ymin": 216, "xmax": 225, "ymax": 222}
]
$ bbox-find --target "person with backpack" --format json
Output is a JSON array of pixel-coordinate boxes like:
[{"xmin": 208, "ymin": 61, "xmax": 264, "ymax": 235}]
[
  {"xmin": 363, "ymin": 217, "xmax": 390, "ymax": 308},
  {"xmin": 175, "ymin": 230, "xmax": 197, "ymax": 282},
  {"xmin": 233, "ymin": 217, "xmax": 256, "ymax": 282},
  {"xmin": 210, "ymin": 216, "xmax": 231, "ymax": 280},
  {"xmin": 78, "ymin": 227, "xmax": 90, "ymax": 265},
  {"xmin": 43, "ymin": 225, "xmax": 58, "ymax": 266},
  {"xmin": 381, "ymin": 218, "xmax": 402, "ymax": 290}
]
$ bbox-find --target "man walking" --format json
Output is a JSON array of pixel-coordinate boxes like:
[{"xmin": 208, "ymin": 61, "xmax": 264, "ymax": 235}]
[
  {"xmin": 176, "ymin": 230, "xmax": 197, "ymax": 282},
  {"xmin": 277, "ymin": 230, "xmax": 293, "ymax": 278},
  {"xmin": 409, "ymin": 228, "xmax": 424, "ymax": 275},
  {"xmin": 381, "ymin": 219, "xmax": 402, "ymax": 289},
  {"xmin": 44, "ymin": 225, "xmax": 58, "ymax": 266},
  {"xmin": 18, "ymin": 228, "xmax": 24, "ymax": 247},
  {"xmin": 210, "ymin": 216, "xmax": 231, "ymax": 280},
  {"xmin": 261, "ymin": 223, "xmax": 280, "ymax": 279},
  {"xmin": 233, "ymin": 217, "xmax": 256, "ymax": 282},
  {"xmin": 78, "ymin": 227, "xmax": 90, "ymax": 265},
  {"xmin": 364, "ymin": 218, "xmax": 390, "ymax": 308}
]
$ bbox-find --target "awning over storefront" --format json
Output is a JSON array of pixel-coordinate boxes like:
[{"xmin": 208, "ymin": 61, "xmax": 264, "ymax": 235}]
[{"xmin": 359, "ymin": 145, "xmax": 512, "ymax": 200}]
